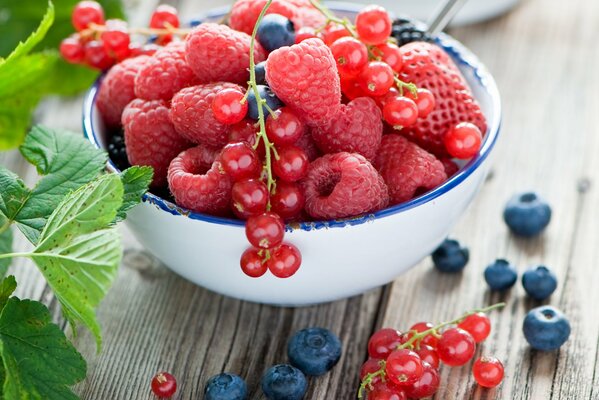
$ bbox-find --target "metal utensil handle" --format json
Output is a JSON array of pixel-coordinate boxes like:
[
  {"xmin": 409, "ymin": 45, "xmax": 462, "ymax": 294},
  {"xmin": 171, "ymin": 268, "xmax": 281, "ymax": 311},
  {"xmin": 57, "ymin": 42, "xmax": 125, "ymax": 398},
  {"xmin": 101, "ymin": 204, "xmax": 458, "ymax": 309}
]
[{"xmin": 427, "ymin": 0, "xmax": 469, "ymax": 37}]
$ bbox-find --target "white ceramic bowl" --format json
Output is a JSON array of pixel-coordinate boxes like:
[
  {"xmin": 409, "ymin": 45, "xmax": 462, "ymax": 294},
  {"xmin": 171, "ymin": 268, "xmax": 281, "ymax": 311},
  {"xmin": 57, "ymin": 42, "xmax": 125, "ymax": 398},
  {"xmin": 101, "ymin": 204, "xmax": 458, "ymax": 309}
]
[{"xmin": 83, "ymin": 6, "xmax": 501, "ymax": 306}]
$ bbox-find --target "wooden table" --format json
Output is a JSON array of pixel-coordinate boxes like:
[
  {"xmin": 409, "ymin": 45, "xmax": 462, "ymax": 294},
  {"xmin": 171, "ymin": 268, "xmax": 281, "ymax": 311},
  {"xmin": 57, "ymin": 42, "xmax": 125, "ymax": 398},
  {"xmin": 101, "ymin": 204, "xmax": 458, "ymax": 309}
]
[{"xmin": 2, "ymin": 0, "xmax": 598, "ymax": 398}]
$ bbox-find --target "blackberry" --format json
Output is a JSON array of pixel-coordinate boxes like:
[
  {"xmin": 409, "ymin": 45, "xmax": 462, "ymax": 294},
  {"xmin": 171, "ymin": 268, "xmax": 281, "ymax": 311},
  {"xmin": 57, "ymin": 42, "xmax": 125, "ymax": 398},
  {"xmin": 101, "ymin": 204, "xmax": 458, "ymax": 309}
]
[
  {"xmin": 107, "ymin": 131, "xmax": 130, "ymax": 171},
  {"xmin": 391, "ymin": 18, "xmax": 433, "ymax": 47}
]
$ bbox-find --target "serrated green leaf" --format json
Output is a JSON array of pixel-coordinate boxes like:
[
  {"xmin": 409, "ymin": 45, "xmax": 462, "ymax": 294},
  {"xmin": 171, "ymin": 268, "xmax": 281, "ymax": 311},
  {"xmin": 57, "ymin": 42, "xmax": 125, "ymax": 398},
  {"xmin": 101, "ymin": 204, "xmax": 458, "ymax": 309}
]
[
  {"xmin": 0, "ymin": 276, "xmax": 17, "ymax": 311},
  {"xmin": 117, "ymin": 166, "xmax": 153, "ymax": 222},
  {"xmin": 14, "ymin": 125, "xmax": 107, "ymax": 243},
  {"xmin": 0, "ymin": 297, "xmax": 86, "ymax": 400},
  {"xmin": 0, "ymin": 167, "xmax": 31, "ymax": 221},
  {"xmin": 30, "ymin": 173, "xmax": 123, "ymax": 349},
  {"xmin": 0, "ymin": 226, "xmax": 13, "ymax": 279}
]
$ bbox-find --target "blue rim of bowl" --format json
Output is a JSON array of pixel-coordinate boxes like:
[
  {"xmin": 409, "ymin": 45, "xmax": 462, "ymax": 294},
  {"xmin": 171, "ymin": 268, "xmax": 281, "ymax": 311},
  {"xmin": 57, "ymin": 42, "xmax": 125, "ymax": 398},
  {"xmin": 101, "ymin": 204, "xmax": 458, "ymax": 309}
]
[{"xmin": 82, "ymin": 10, "xmax": 501, "ymax": 232}]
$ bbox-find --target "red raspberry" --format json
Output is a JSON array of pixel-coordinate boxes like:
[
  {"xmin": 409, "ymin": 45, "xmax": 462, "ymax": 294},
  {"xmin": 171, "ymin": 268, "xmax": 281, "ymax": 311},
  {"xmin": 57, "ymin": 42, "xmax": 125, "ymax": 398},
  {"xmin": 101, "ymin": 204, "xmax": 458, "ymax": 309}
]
[
  {"xmin": 291, "ymin": 6, "xmax": 327, "ymax": 29},
  {"xmin": 311, "ymin": 97, "xmax": 382, "ymax": 161},
  {"xmin": 185, "ymin": 23, "xmax": 266, "ymax": 85},
  {"xmin": 398, "ymin": 42, "xmax": 487, "ymax": 156},
  {"xmin": 122, "ymin": 99, "xmax": 191, "ymax": 187},
  {"xmin": 266, "ymin": 38, "xmax": 341, "ymax": 126},
  {"xmin": 300, "ymin": 152, "xmax": 389, "ymax": 220},
  {"xmin": 167, "ymin": 145, "xmax": 232, "ymax": 215},
  {"xmin": 295, "ymin": 128, "xmax": 321, "ymax": 161},
  {"xmin": 97, "ymin": 55, "xmax": 149, "ymax": 129},
  {"xmin": 374, "ymin": 134, "xmax": 447, "ymax": 205},
  {"xmin": 170, "ymin": 83, "xmax": 244, "ymax": 148},
  {"xmin": 230, "ymin": 0, "xmax": 297, "ymax": 34},
  {"xmin": 134, "ymin": 41, "xmax": 198, "ymax": 101}
]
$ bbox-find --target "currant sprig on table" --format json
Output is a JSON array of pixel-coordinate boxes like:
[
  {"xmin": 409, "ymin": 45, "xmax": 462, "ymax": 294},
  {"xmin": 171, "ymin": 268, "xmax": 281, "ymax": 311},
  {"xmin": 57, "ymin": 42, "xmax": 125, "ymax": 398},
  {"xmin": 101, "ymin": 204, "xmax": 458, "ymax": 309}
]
[{"xmin": 358, "ymin": 302, "xmax": 506, "ymax": 399}]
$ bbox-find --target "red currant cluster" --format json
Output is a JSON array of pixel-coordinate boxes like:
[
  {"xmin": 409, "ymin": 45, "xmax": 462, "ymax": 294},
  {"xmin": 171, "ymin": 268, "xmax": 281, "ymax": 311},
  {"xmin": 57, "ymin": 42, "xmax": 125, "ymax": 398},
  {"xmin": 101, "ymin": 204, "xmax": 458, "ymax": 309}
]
[
  {"xmin": 359, "ymin": 304, "xmax": 505, "ymax": 399},
  {"xmin": 60, "ymin": 1, "xmax": 183, "ymax": 70}
]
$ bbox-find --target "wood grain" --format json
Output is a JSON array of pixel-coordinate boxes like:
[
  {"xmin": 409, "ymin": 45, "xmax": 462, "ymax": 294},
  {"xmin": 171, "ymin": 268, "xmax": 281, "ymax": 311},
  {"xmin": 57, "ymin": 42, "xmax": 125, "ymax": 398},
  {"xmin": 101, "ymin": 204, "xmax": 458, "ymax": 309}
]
[{"xmin": 1, "ymin": 0, "xmax": 598, "ymax": 398}]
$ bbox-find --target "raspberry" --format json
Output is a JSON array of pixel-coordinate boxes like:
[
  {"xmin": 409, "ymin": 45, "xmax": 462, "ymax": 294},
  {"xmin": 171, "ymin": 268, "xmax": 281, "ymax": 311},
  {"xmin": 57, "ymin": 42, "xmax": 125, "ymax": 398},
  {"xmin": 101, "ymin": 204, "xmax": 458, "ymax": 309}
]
[
  {"xmin": 134, "ymin": 41, "xmax": 198, "ymax": 101},
  {"xmin": 295, "ymin": 128, "xmax": 321, "ymax": 161},
  {"xmin": 311, "ymin": 97, "xmax": 382, "ymax": 160},
  {"xmin": 97, "ymin": 55, "xmax": 149, "ymax": 129},
  {"xmin": 167, "ymin": 145, "xmax": 232, "ymax": 215},
  {"xmin": 374, "ymin": 135, "xmax": 447, "ymax": 205},
  {"xmin": 266, "ymin": 38, "xmax": 341, "ymax": 127},
  {"xmin": 291, "ymin": 6, "xmax": 327, "ymax": 29},
  {"xmin": 170, "ymin": 82, "xmax": 244, "ymax": 148},
  {"xmin": 398, "ymin": 42, "xmax": 487, "ymax": 156},
  {"xmin": 301, "ymin": 152, "xmax": 389, "ymax": 220},
  {"xmin": 185, "ymin": 23, "xmax": 266, "ymax": 85},
  {"xmin": 122, "ymin": 99, "xmax": 191, "ymax": 187},
  {"xmin": 230, "ymin": 0, "xmax": 297, "ymax": 35}
]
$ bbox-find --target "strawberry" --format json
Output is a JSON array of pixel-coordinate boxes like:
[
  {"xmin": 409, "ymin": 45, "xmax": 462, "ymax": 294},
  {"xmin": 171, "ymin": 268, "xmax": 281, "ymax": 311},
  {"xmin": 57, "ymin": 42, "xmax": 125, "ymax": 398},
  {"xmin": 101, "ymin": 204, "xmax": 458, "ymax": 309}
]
[{"xmin": 397, "ymin": 42, "xmax": 487, "ymax": 156}]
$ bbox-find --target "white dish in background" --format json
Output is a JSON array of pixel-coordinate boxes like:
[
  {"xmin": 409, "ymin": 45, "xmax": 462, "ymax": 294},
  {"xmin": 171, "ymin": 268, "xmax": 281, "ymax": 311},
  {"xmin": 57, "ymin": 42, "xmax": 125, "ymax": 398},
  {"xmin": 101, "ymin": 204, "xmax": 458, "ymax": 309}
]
[{"xmin": 83, "ymin": 6, "xmax": 501, "ymax": 306}]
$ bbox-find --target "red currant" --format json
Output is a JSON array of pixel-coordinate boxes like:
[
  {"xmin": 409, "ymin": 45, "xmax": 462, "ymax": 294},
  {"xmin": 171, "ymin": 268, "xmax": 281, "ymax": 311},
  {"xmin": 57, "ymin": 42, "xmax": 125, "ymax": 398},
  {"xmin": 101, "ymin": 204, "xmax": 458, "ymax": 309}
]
[
  {"xmin": 407, "ymin": 322, "xmax": 439, "ymax": 348},
  {"xmin": 360, "ymin": 358, "xmax": 383, "ymax": 381},
  {"xmin": 151, "ymin": 372, "xmax": 177, "ymax": 398},
  {"xmin": 72, "ymin": 1, "xmax": 105, "ymax": 31},
  {"xmin": 359, "ymin": 61, "xmax": 395, "ymax": 97},
  {"xmin": 273, "ymin": 146, "xmax": 309, "ymax": 183},
  {"xmin": 322, "ymin": 23, "xmax": 351, "ymax": 46},
  {"xmin": 404, "ymin": 88, "xmax": 436, "ymax": 118},
  {"xmin": 440, "ymin": 158, "xmax": 459, "ymax": 177},
  {"xmin": 368, "ymin": 381, "xmax": 407, "ymax": 400},
  {"xmin": 220, "ymin": 142, "xmax": 261, "ymax": 182},
  {"xmin": 267, "ymin": 243, "xmax": 302, "ymax": 278},
  {"xmin": 341, "ymin": 78, "xmax": 366, "ymax": 101},
  {"xmin": 444, "ymin": 122, "xmax": 483, "ymax": 159},
  {"xmin": 355, "ymin": 5, "xmax": 392, "ymax": 45},
  {"xmin": 473, "ymin": 356, "xmax": 504, "ymax": 388},
  {"xmin": 240, "ymin": 247, "xmax": 268, "ymax": 278},
  {"xmin": 101, "ymin": 19, "xmax": 130, "ymax": 60},
  {"xmin": 84, "ymin": 40, "xmax": 114, "ymax": 70},
  {"xmin": 415, "ymin": 345, "xmax": 439, "ymax": 369},
  {"xmin": 437, "ymin": 328, "xmax": 476, "ymax": 366},
  {"xmin": 368, "ymin": 328, "xmax": 403, "ymax": 359},
  {"xmin": 295, "ymin": 27, "xmax": 317, "ymax": 43},
  {"xmin": 229, "ymin": 120, "xmax": 257, "ymax": 144},
  {"xmin": 374, "ymin": 43, "xmax": 403, "ymax": 73},
  {"xmin": 150, "ymin": 5, "xmax": 180, "ymax": 29},
  {"xmin": 271, "ymin": 182, "xmax": 305, "ymax": 220},
  {"xmin": 231, "ymin": 179, "xmax": 269, "ymax": 219},
  {"xmin": 404, "ymin": 361, "xmax": 440, "ymax": 399},
  {"xmin": 458, "ymin": 312, "xmax": 491, "ymax": 343},
  {"xmin": 60, "ymin": 35, "xmax": 85, "ymax": 63},
  {"xmin": 212, "ymin": 88, "xmax": 248, "ymax": 125},
  {"xmin": 130, "ymin": 43, "xmax": 160, "ymax": 57},
  {"xmin": 266, "ymin": 108, "xmax": 305, "ymax": 146},
  {"xmin": 330, "ymin": 37, "xmax": 369, "ymax": 79},
  {"xmin": 373, "ymin": 87, "xmax": 399, "ymax": 110},
  {"xmin": 383, "ymin": 96, "xmax": 419, "ymax": 127},
  {"xmin": 386, "ymin": 349, "xmax": 424, "ymax": 385},
  {"xmin": 245, "ymin": 212, "xmax": 285, "ymax": 249}
]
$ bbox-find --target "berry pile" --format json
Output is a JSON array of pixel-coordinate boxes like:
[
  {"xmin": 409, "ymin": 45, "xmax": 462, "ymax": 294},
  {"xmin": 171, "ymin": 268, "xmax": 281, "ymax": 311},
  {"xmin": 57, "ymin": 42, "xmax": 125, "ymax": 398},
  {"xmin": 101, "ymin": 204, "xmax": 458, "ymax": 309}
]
[
  {"xmin": 359, "ymin": 303, "xmax": 505, "ymax": 399},
  {"xmin": 65, "ymin": 0, "xmax": 489, "ymax": 279}
]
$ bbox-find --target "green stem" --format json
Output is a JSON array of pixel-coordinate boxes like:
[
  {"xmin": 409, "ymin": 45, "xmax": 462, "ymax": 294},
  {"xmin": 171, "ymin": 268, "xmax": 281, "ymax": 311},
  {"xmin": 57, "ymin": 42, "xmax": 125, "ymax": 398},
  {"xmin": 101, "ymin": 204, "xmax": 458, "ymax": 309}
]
[
  {"xmin": 0, "ymin": 252, "xmax": 31, "ymax": 260},
  {"xmin": 309, "ymin": 0, "xmax": 358, "ymax": 37},
  {"xmin": 394, "ymin": 77, "xmax": 418, "ymax": 97}
]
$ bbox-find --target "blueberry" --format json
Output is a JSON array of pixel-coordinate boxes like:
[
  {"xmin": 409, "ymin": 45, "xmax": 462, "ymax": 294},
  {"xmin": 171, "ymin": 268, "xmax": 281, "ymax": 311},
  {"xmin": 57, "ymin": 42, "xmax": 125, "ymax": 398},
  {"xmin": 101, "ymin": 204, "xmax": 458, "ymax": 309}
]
[
  {"xmin": 257, "ymin": 14, "xmax": 295, "ymax": 52},
  {"xmin": 522, "ymin": 265, "xmax": 557, "ymax": 300},
  {"xmin": 261, "ymin": 364, "xmax": 307, "ymax": 400},
  {"xmin": 204, "ymin": 373, "xmax": 247, "ymax": 400},
  {"xmin": 189, "ymin": 18, "xmax": 202, "ymax": 27},
  {"xmin": 431, "ymin": 239, "xmax": 469, "ymax": 272},
  {"xmin": 523, "ymin": 306, "xmax": 570, "ymax": 351},
  {"xmin": 503, "ymin": 192, "xmax": 552, "ymax": 237},
  {"xmin": 484, "ymin": 259, "xmax": 518, "ymax": 291},
  {"xmin": 247, "ymin": 85, "xmax": 283, "ymax": 120},
  {"xmin": 254, "ymin": 61, "xmax": 267, "ymax": 85},
  {"xmin": 287, "ymin": 327, "xmax": 342, "ymax": 376}
]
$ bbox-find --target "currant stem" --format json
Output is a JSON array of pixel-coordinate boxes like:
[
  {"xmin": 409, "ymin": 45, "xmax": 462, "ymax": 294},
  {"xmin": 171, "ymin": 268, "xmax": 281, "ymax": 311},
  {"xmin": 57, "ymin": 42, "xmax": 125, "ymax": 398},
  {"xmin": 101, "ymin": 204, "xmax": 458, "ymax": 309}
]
[
  {"xmin": 357, "ymin": 360, "xmax": 387, "ymax": 399},
  {"xmin": 82, "ymin": 22, "xmax": 193, "ymax": 38},
  {"xmin": 309, "ymin": 0, "xmax": 358, "ymax": 37},
  {"xmin": 394, "ymin": 77, "xmax": 418, "ymax": 97}
]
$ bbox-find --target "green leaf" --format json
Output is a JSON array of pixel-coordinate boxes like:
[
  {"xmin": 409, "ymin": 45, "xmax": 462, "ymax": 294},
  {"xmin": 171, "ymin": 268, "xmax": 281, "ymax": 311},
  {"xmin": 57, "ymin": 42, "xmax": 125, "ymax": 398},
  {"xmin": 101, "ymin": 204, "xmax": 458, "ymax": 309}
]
[
  {"xmin": 0, "ymin": 226, "xmax": 12, "ymax": 279},
  {"xmin": 30, "ymin": 173, "xmax": 123, "ymax": 349},
  {"xmin": 0, "ymin": 297, "xmax": 86, "ymax": 400},
  {"xmin": 0, "ymin": 276, "xmax": 17, "ymax": 311},
  {"xmin": 117, "ymin": 166, "xmax": 153, "ymax": 222},
  {"xmin": 14, "ymin": 125, "xmax": 107, "ymax": 243},
  {"xmin": 0, "ymin": 167, "xmax": 31, "ymax": 221}
]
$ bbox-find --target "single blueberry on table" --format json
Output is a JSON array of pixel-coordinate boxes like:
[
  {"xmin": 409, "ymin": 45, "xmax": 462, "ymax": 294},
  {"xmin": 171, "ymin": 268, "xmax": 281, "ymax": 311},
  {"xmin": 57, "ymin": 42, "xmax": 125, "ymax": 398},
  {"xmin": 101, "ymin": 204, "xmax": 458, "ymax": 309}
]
[
  {"xmin": 254, "ymin": 61, "xmax": 267, "ymax": 85},
  {"xmin": 431, "ymin": 239, "xmax": 469, "ymax": 272},
  {"xmin": 247, "ymin": 85, "xmax": 283, "ymax": 120},
  {"xmin": 484, "ymin": 259, "xmax": 518, "ymax": 291},
  {"xmin": 503, "ymin": 192, "xmax": 552, "ymax": 237},
  {"xmin": 204, "ymin": 373, "xmax": 248, "ymax": 400},
  {"xmin": 257, "ymin": 14, "xmax": 296, "ymax": 52},
  {"xmin": 522, "ymin": 265, "xmax": 558, "ymax": 300},
  {"xmin": 287, "ymin": 327, "xmax": 342, "ymax": 376},
  {"xmin": 523, "ymin": 306, "xmax": 571, "ymax": 351},
  {"xmin": 261, "ymin": 364, "xmax": 307, "ymax": 400}
]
